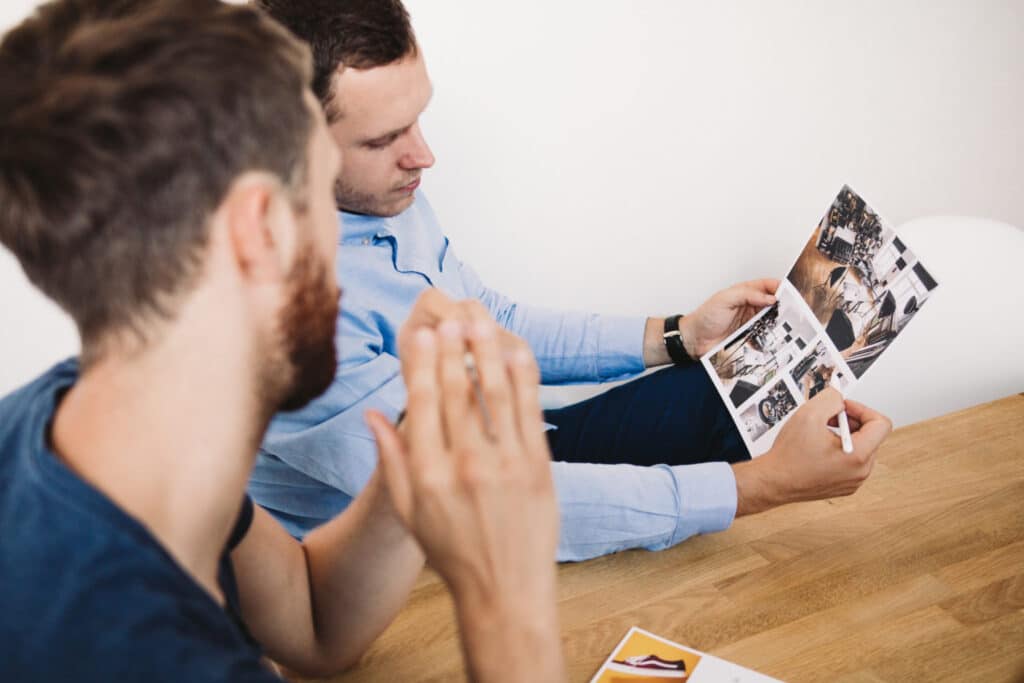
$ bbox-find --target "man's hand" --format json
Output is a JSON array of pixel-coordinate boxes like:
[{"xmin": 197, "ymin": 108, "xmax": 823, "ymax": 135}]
[
  {"xmin": 365, "ymin": 301, "xmax": 565, "ymax": 682},
  {"xmin": 681, "ymin": 278, "xmax": 779, "ymax": 358},
  {"xmin": 733, "ymin": 388, "xmax": 892, "ymax": 516},
  {"xmin": 642, "ymin": 279, "xmax": 778, "ymax": 367}
]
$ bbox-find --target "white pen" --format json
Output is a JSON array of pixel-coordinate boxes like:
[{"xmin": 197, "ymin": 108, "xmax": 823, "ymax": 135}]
[{"xmin": 830, "ymin": 373, "xmax": 854, "ymax": 454}]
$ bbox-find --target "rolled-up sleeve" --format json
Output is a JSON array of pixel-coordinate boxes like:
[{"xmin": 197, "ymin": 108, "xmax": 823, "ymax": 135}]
[
  {"xmin": 260, "ymin": 353, "xmax": 404, "ymax": 491},
  {"xmin": 457, "ymin": 258, "xmax": 646, "ymax": 384},
  {"xmin": 552, "ymin": 460, "xmax": 737, "ymax": 562}
]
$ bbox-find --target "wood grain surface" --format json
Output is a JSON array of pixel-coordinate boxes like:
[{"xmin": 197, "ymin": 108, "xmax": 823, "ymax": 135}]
[{"xmin": 299, "ymin": 394, "xmax": 1024, "ymax": 683}]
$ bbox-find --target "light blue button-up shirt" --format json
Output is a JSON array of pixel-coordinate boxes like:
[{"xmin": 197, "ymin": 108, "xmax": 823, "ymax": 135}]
[{"xmin": 249, "ymin": 194, "xmax": 738, "ymax": 561}]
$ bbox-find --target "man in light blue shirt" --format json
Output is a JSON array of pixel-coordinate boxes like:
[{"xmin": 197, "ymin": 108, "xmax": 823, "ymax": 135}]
[{"xmin": 252, "ymin": 0, "xmax": 892, "ymax": 561}]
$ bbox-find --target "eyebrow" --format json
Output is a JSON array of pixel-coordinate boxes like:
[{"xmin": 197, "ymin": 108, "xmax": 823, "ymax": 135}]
[{"xmin": 359, "ymin": 88, "xmax": 435, "ymax": 146}]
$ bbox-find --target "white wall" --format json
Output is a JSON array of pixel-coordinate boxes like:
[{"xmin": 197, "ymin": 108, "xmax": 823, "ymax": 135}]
[
  {"xmin": 406, "ymin": 0, "xmax": 1023, "ymax": 309},
  {"xmin": 2, "ymin": 1, "xmax": 1022, "ymax": 424}
]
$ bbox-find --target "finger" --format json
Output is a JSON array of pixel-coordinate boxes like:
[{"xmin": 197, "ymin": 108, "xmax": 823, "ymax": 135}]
[
  {"xmin": 402, "ymin": 328, "xmax": 446, "ymax": 464},
  {"xmin": 498, "ymin": 329, "xmax": 523, "ymax": 359},
  {"xmin": 455, "ymin": 300, "xmax": 515, "ymax": 365},
  {"xmin": 455, "ymin": 302, "xmax": 517, "ymax": 442},
  {"xmin": 411, "ymin": 288, "xmax": 457, "ymax": 326},
  {"xmin": 828, "ymin": 413, "xmax": 863, "ymax": 431},
  {"xmin": 738, "ymin": 277, "xmax": 780, "ymax": 305},
  {"xmin": 507, "ymin": 342, "xmax": 549, "ymax": 465},
  {"xmin": 848, "ymin": 429, "xmax": 882, "ymax": 480},
  {"xmin": 457, "ymin": 299, "xmax": 492, "ymax": 326},
  {"xmin": 844, "ymin": 401, "xmax": 893, "ymax": 454},
  {"xmin": 717, "ymin": 281, "xmax": 777, "ymax": 311},
  {"xmin": 438, "ymin": 318, "xmax": 480, "ymax": 451},
  {"xmin": 366, "ymin": 410, "xmax": 413, "ymax": 525},
  {"xmin": 747, "ymin": 277, "xmax": 781, "ymax": 295},
  {"xmin": 843, "ymin": 399, "xmax": 888, "ymax": 426},
  {"xmin": 398, "ymin": 288, "xmax": 458, "ymax": 355},
  {"xmin": 467, "ymin": 319, "xmax": 517, "ymax": 444},
  {"xmin": 740, "ymin": 285, "xmax": 777, "ymax": 308}
]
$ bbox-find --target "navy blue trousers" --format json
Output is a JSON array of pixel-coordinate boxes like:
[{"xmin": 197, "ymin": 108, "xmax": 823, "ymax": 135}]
[{"xmin": 544, "ymin": 364, "xmax": 749, "ymax": 467}]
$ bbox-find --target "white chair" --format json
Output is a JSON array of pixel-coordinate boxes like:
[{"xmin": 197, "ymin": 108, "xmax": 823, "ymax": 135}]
[{"xmin": 849, "ymin": 216, "xmax": 1023, "ymax": 426}]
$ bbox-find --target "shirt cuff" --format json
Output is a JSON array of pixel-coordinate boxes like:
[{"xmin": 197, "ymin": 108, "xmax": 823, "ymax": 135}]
[
  {"xmin": 595, "ymin": 314, "xmax": 648, "ymax": 380},
  {"xmin": 667, "ymin": 461, "xmax": 738, "ymax": 545}
]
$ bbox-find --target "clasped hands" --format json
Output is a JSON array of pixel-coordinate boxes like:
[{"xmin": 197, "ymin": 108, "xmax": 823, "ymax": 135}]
[{"xmin": 366, "ymin": 291, "xmax": 558, "ymax": 593}]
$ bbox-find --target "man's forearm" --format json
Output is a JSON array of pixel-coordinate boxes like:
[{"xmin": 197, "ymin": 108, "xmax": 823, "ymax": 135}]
[
  {"xmin": 453, "ymin": 576, "xmax": 565, "ymax": 682},
  {"xmin": 642, "ymin": 317, "xmax": 671, "ymax": 367},
  {"xmin": 732, "ymin": 458, "xmax": 778, "ymax": 517},
  {"xmin": 303, "ymin": 468, "xmax": 425, "ymax": 669}
]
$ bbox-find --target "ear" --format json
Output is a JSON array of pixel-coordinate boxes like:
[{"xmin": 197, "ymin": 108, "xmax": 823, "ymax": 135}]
[{"xmin": 221, "ymin": 172, "xmax": 299, "ymax": 284}]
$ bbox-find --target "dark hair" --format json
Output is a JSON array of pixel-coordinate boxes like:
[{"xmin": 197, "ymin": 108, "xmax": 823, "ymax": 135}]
[
  {"xmin": 0, "ymin": 0, "xmax": 314, "ymax": 362},
  {"xmin": 255, "ymin": 0, "xmax": 416, "ymax": 121}
]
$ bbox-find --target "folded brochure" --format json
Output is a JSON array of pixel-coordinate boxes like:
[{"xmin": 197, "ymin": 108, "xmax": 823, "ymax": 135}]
[
  {"xmin": 590, "ymin": 626, "xmax": 781, "ymax": 682},
  {"xmin": 701, "ymin": 185, "xmax": 938, "ymax": 456}
]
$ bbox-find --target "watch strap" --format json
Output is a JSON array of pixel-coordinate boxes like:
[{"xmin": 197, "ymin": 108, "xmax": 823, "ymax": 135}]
[{"xmin": 663, "ymin": 314, "xmax": 694, "ymax": 365}]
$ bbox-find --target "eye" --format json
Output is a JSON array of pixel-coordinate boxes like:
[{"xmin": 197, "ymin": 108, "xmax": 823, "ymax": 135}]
[{"xmin": 365, "ymin": 134, "xmax": 398, "ymax": 150}]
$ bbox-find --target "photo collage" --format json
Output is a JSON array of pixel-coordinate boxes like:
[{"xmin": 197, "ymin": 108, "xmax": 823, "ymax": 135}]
[
  {"xmin": 706, "ymin": 280, "xmax": 850, "ymax": 453},
  {"xmin": 702, "ymin": 186, "xmax": 937, "ymax": 456},
  {"xmin": 785, "ymin": 185, "xmax": 939, "ymax": 378}
]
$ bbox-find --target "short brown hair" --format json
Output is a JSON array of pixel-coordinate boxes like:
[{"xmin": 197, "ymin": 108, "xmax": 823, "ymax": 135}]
[
  {"xmin": 255, "ymin": 0, "xmax": 416, "ymax": 121},
  {"xmin": 0, "ymin": 0, "xmax": 314, "ymax": 361}
]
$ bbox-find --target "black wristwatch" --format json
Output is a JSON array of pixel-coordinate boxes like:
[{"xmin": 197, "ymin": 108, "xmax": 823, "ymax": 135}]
[{"xmin": 663, "ymin": 314, "xmax": 695, "ymax": 366}]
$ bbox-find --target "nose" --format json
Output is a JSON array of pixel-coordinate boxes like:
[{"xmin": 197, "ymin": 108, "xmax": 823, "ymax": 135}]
[{"xmin": 399, "ymin": 122, "xmax": 435, "ymax": 170}]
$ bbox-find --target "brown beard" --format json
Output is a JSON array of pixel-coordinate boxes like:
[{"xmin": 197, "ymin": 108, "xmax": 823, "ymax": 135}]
[
  {"xmin": 334, "ymin": 175, "xmax": 408, "ymax": 218},
  {"xmin": 274, "ymin": 244, "xmax": 340, "ymax": 413}
]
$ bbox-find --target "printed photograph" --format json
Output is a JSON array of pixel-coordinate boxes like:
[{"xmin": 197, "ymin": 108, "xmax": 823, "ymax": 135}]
[
  {"xmin": 594, "ymin": 628, "xmax": 702, "ymax": 682},
  {"xmin": 786, "ymin": 185, "xmax": 937, "ymax": 377},
  {"xmin": 709, "ymin": 283, "xmax": 816, "ymax": 408},
  {"xmin": 738, "ymin": 379, "xmax": 798, "ymax": 443},
  {"xmin": 790, "ymin": 341, "xmax": 850, "ymax": 400},
  {"xmin": 842, "ymin": 260, "xmax": 938, "ymax": 377}
]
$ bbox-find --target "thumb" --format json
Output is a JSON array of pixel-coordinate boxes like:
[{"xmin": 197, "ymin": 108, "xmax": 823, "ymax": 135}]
[
  {"xmin": 744, "ymin": 287, "xmax": 778, "ymax": 307},
  {"xmin": 722, "ymin": 285, "xmax": 775, "ymax": 311},
  {"xmin": 366, "ymin": 410, "xmax": 413, "ymax": 525},
  {"xmin": 752, "ymin": 277, "xmax": 781, "ymax": 295},
  {"xmin": 806, "ymin": 386, "xmax": 845, "ymax": 422}
]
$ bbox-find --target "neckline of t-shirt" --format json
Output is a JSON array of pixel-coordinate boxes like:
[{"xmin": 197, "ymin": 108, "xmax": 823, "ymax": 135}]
[{"xmin": 26, "ymin": 360, "xmax": 235, "ymax": 616}]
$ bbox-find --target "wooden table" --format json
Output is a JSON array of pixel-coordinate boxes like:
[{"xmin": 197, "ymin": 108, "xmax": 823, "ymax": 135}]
[{"xmin": 313, "ymin": 395, "xmax": 1024, "ymax": 682}]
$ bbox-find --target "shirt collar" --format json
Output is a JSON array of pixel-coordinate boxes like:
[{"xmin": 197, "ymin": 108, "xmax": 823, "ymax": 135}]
[
  {"xmin": 337, "ymin": 193, "xmax": 447, "ymax": 276},
  {"xmin": 338, "ymin": 210, "xmax": 392, "ymax": 244}
]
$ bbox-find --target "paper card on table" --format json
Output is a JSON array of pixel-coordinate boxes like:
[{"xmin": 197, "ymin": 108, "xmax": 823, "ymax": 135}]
[
  {"xmin": 590, "ymin": 626, "xmax": 781, "ymax": 682},
  {"xmin": 701, "ymin": 185, "xmax": 938, "ymax": 456}
]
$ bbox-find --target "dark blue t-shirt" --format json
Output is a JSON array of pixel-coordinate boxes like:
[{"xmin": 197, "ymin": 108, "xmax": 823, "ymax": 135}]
[{"xmin": 0, "ymin": 359, "xmax": 281, "ymax": 682}]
